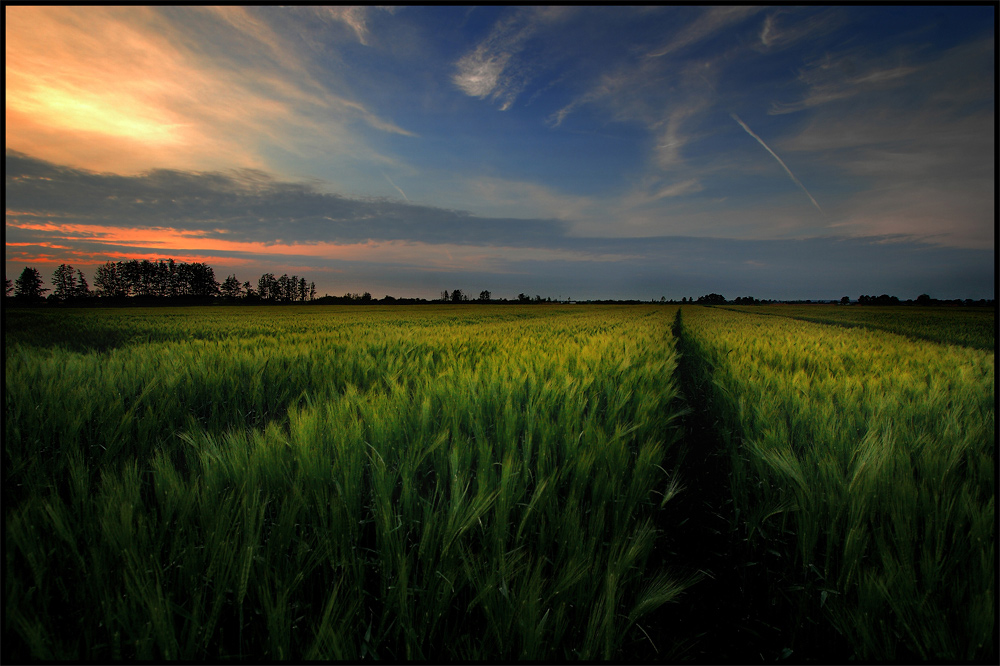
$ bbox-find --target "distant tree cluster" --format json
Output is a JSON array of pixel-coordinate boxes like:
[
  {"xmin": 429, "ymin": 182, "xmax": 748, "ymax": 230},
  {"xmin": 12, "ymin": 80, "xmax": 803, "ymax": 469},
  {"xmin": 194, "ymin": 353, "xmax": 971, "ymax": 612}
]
[
  {"xmin": 311, "ymin": 293, "xmax": 432, "ymax": 305},
  {"xmin": 50, "ymin": 264, "xmax": 91, "ymax": 301},
  {"xmin": 696, "ymin": 293, "xmax": 727, "ymax": 304},
  {"xmin": 247, "ymin": 273, "xmax": 316, "ymax": 303},
  {"xmin": 434, "ymin": 289, "xmax": 548, "ymax": 303},
  {"xmin": 94, "ymin": 259, "xmax": 219, "ymax": 298},
  {"xmin": 857, "ymin": 294, "xmax": 900, "ymax": 305},
  {"xmin": 913, "ymin": 293, "xmax": 991, "ymax": 307},
  {"xmin": 10, "ymin": 265, "xmax": 91, "ymax": 302},
  {"xmin": 6, "ymin": 259, "xmax": 318, "ymax": 305},
  {"xmin": 731, "ymin": 296, "xmax": 759, "ymax": 305}
]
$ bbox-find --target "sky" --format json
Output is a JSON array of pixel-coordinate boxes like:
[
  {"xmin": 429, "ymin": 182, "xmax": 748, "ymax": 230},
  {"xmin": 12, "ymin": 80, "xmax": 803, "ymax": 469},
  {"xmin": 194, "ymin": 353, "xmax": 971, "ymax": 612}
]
[{"xmin": 5, "ymin": 5, "xmax": 995, "ymax": 301}]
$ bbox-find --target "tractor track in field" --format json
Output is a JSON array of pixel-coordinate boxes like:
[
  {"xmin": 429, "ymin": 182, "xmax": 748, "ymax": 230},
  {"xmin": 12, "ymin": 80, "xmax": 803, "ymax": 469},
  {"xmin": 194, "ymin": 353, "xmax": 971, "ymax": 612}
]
[
  {"xmin": 630, "ymin": 310, "xmax": 854, "ymax": 663},
  {"xmin": 632, "ymin": 311, "xmax": 785, "ymax": 663}
]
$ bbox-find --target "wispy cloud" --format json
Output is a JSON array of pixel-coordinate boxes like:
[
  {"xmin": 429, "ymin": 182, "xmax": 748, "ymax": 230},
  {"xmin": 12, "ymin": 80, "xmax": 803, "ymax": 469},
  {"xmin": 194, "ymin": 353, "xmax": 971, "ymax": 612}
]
[
  {"xmin": 638, "ymin": 179, "xmax": 704, "ymax": 205},
  {"xmin": 3, "ymin": 6, "xmax": 412, "ymax": 177},
  {"xmin": 311, "ymin": 6, "xmax": 396, "ymax": 46},
  {"xmin": 769, "ymin": 49, "xmax": 920, "ymax": 115},
  {"xmin": 204, "ymin": 6, "xmax": 305, "ymax": 72},
  {"xmin": 456, "ymin": 174, "xmax": 597, "ymax": 223},
  {"xmin": 453, "ymin": 51, "xmax": 512, "ymax": 100},
  {"xmin": 452, "ymin": 8, "xmax": 568, "ymax": 110},
  {"xmin": 646, "ymin": 6, "xmax": 762, "ymax": 58},
  {"xmin": 757, "ymin": 9, "xmax": 844, "ymax": 51},
  {"xmin": 653, "ymin": 99, "xmax": 711, "ymax": 170},
  {"xmin": 548, "ymin": 36, "xmax": 720, "ymax": 131}
]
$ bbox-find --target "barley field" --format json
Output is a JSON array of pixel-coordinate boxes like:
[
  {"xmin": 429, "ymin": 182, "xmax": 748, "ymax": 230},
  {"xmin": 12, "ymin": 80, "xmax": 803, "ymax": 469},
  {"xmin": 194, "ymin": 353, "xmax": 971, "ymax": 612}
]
[
  {"xmin": 4, "ymin": 305, "xmax": 689, "ymax": 661},
  {"xmin": 4, "ymin": 304, "xmax": 994, "ymax": 661},
  {"xmin": 678, "ymin": 305, "xmax": 994, "ymax": 661}
]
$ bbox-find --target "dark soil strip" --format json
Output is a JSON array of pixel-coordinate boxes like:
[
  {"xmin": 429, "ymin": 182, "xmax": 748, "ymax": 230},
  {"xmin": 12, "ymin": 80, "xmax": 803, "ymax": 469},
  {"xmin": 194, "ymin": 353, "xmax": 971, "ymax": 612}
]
[{"xmin": 631, "ymin": 309, "xmax": 854, "ymax": 663}]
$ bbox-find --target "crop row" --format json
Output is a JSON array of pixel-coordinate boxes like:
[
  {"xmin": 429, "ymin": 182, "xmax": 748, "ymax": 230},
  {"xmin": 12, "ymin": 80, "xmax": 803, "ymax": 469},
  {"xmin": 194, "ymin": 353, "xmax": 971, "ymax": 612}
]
[
  {"xmin": 677, "ymin": 305, "xmax": 994, "ymax": 661},
  {"xmin": 4, "ymin": 306, "xmax": 688, "ymax": 661}
]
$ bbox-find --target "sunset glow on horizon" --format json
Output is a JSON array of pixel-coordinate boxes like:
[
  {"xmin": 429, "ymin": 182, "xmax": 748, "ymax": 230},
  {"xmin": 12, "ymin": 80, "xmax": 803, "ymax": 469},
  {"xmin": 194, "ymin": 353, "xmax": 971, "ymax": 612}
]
[{"xmin": 6, "ymin": 5, "xmax": 995, "ymax": 300}]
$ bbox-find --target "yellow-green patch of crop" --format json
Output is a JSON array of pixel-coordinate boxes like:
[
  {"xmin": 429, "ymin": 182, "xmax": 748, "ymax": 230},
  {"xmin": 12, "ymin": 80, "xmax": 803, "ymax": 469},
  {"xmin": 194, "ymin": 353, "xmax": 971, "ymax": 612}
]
[
  {"xmin": 5, "ymin": 305, "xmax": 691, "ymax": 661},
  {"xmin": 719, "ymin": 303, "xmax": 995, "ymax": 350},
  {"xmin": 679, "ymin": 305, "xmax": 994, "ymax": 661}
]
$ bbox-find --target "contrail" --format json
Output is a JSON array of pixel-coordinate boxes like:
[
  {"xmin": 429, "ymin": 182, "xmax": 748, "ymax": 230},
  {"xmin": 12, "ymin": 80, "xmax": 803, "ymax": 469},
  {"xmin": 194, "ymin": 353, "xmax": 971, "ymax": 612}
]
[
  {"xmin": 381, "ymin": 171, "xmax": 409, "ymax": 202},
  {"xmin": 730, "ymin": 112, "xmax": 822, "ymax": 214}
]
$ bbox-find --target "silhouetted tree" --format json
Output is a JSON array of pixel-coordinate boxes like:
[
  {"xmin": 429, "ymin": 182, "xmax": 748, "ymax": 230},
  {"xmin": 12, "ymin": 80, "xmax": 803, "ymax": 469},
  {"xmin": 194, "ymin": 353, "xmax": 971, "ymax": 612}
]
[
  {"xmin": 138, "ymin": 260, "xmax": 157, "ymax": 297},
  {"xmin": 840, "ymin": 296, "xmax": 850, "ymax": 305},
  {"xmin": 441, "ymin": 289, "xmax": 450, "ymax": 302},
  {"xmin": 186, "ymin": 262, "xmax": 219, "ymax": 297},
  {"xmin": 15, "ymin": 267, "xmax": 48, "ymax": 301},
  {"xmin": 916, "ymin": 293, "xmax": 932, "ymax": 305},
  {"xmin": 286, "ymin": 275, "xmax": 300, "ymax": 302},
  {"xmin": 74, "ymin": 269, "xmax": 90, "ymax": 298},
  {"xmin": 518, "ymin": 293, "xmax": 530, "ymax": 302},
  {"xmin": 221, "ymin": 274, "xmax": 242, "ymax": 299},
  {"xmin": 479, "ymin": 290, "xmax": 491, "ymax": 302},
  {"xmin": 451, "ymin": 289, "xmax": 466, "ymax": 303},
  {"xmin": 95, "ymin": 261, "xmax": 125, "ymax": 298},
  {"xmin": 258, "ymin": 273, "xmax": 276, "ymax": 301},
  {"xmin": 5, "ymin": 277, "xmax": 13, "ymax": 297},
  {"xmin": 51, "ymin": 264, "xmax": 77, "ymax": 301},
  {"xmin": 309, "ymin": 282, "xmax": 316, "ymax": 301},
  {"xmin": 166, "ymin": 258, "xmax": 179, "ymax": 297}
]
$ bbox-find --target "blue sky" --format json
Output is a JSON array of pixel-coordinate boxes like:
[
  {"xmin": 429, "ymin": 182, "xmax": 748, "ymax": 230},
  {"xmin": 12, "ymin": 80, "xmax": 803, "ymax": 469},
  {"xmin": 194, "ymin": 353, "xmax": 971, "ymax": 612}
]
[{"xmin": 5, "ymin": 5, "xmax": 995, "ymax": 300}]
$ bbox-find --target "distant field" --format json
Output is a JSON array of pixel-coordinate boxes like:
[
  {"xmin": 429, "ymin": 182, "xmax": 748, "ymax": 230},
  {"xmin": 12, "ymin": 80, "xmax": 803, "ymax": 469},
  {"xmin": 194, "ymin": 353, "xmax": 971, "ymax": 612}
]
[
  {"xmin": 718, "ymin": 303, "xmax": 996, "ymax": 350},
  {"xmin": 4, "ymin": 304, "xmax": 994, "ymax": 661}
]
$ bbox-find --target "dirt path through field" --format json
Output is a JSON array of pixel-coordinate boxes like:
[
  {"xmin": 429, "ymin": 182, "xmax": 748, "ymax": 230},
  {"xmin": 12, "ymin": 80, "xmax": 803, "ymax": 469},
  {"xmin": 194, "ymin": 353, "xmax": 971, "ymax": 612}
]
[{"xmin": 630, "ymin": 310, "xmax": 854, "ymax": 663}]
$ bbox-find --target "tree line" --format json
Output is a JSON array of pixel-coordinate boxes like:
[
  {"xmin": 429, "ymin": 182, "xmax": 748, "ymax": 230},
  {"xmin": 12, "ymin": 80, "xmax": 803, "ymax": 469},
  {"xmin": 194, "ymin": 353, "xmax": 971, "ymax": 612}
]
[
  {"xmin": 439, "ymin": 289, "xmax": 549, "ymax": 303},
  {"xmin": 688, "ymin": 293, "xmax": 993, "ymax": 306},
  {"xmin": 6, "ymin": 264, "xmax": 992, "ymax": 307},
  {"xmin": 6, "ymin": 260, "xmax": 316, "ymax": 304}
]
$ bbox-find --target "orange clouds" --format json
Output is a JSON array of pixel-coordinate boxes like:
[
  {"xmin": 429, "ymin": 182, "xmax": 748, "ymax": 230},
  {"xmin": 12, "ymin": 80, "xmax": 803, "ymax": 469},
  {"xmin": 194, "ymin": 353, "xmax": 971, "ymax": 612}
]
[
  {"xmin": 5, "ymin": 6, "xmax": 410, "ymax": 178},
  {"xmin": 6, "ymin": 215, "xmax": 638, "ymax": 278},
  {"xmin": 6, "ymin": 7, "xmax": 227, "ymax": 173}
]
